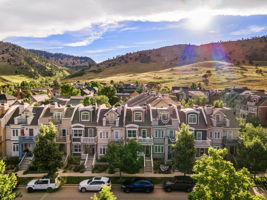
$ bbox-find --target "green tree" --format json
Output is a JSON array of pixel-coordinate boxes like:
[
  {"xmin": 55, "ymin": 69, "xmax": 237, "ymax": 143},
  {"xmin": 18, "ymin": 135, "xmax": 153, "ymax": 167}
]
[
  {"xmin": 236, "ymin": 124, "xmax": 267, "ymax": 177},
  {"xmin": 172, "ymin": 123, "xmax": 196, "ymax": 175},
  {"xmin": 98, "ymin": 86, "xmax": 118, "ymax": 105},
  {"xmin": 192, "ymin": 96, "xmax": 208, "ymax": 106},
  {"xmin": 32, "ymin": 122, "xmax": 63, "ymax": 176},
  {"xmin": 52, "ymin": 80, "xmax": 61, "ymax": 89},
  {"xmin": 0, "ymin": 160, "xmax": 20, "ymax": 200},
  {"xmin": 94, "ymin": 95, "xmax": 111, "ymax": 107},
  {"xmin": 189, "ymin": 148, "xmax": 265, "ymax": 200},
  {"xmin": 60, "ymin": 83, "xmax": 81, "ymax": 96},
  {"xmin": 213, "ymin": 100, "xmax": 224, "ymax": 108},
  {"xmin": 91, "ymin": 185, "xmax": 117, "ymax": 200},
  {"xmin": 82, "ymin": 96, "xmax": 93, "ymax": 106},
  {"xmin": 105, "ymin": 140, "xmax": 143, "ymax": 178},
  {"xmin": 190, "ymin": 83, "xmax": 197, "ymax": 90}
]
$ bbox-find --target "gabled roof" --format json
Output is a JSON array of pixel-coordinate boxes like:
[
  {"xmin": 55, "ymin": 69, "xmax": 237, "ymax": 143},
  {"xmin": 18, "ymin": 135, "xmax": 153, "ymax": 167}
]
[{"xmin": 72, "ymin": 106, "xmax": 98, "ymax": 126}]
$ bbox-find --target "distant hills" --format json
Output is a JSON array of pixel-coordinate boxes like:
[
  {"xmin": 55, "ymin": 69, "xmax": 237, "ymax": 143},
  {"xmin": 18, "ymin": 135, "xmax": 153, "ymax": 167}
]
[
  {"xmin": 0, "ymin": 41, "xmax": 69, "ymax": 83},
  {"xmin": 65, "ymin": 36, "xmax": 267, "ymax": 90},
  {"xmin": 29, "ymin": 49, "xmax": 96, "ymax": 71}
]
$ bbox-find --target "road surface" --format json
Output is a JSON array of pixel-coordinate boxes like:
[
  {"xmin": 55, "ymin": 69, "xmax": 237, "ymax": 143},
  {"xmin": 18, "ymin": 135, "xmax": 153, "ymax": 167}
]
[{"xmin": 17, "ymin": 185, "xmax": 188, "ymax": 200}]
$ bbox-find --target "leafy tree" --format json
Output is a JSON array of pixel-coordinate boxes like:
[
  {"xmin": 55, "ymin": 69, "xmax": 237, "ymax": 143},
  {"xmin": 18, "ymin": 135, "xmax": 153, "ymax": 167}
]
[
  {"xmin": 246, "ymin": 115, "xmax": 260, "ymax": 126},
  {"xmin": 52, "ymin": 80, "xmax": 61, "ymax": 89},
  {"xmin": 82, "ymin": 96, "xmax": 93, "ymax": 106},
  {"xmin": 192, "ymin": 96, "xmax": 208, "ymax": 106},
  {"xmin": 172, "ymin": 123, "xmax": 196, "ymax": 175},
  {"xmin": 0, "ymin": 160, "xmax": 20, "ymax": 200},
  {"xmin": 105, "ymin": 140, "xmax": 143, "ymax": 178},
  {"xmin": 213, "ymin": 100, "xmax": 224, "ymax": 108},
  {"xmin": 91, "ymin": 185, "xmax": 117, "ymax": 200},
  {"xmin": 236, "ymin": 124, "xmax": 267, "ymax": 177},
  {"xmin": 94, "ymin": 95, "xmax": 111, "ymax": 107},
  {"xmin": 189, "ymin": 148, "xmax": 265, "ymax": 200},
  {"xmin": 190, "ymin": 83, "xmax": 197, "ymax": 90},
  {"xmin": 32, "ymin": 122, "xmax": 63, "ymax": 176},
  {"xmin": 86, "ymin": 81, "xmax": 102, "ymax": 89},
  {"xmin": 98, "ymin": 86, "xmax": 118, "ymax": 105},
  {"xmin": 60, "ymin": 83, "xmax": 81, "ymax": 96}
]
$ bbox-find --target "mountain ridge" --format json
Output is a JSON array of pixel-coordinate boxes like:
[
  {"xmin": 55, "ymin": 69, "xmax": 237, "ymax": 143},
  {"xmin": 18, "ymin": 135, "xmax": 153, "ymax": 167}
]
[{"xmin": 29, "ymin": 49, "xmax": 96, "ymax": 71}]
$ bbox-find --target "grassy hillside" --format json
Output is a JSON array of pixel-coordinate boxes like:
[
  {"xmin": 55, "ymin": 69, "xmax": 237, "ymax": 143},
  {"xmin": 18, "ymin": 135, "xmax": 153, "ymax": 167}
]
[
  {"xmin": 0, "ymin": 41, "xmax": 69, "ymax": 84},
  {"xmin": 65, "ymin": 36, "xmax": 267, "ymax": 90},
  {"xmin": 29, "ymin": 49, "xmax": 96, "ymax": 71}
]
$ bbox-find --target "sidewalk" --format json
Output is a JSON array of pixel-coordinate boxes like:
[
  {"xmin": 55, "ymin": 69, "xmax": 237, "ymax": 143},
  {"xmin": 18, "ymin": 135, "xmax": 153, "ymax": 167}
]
[{"xmin": 17, "ymin": 170, "xmax": 184, "ymax": 178}]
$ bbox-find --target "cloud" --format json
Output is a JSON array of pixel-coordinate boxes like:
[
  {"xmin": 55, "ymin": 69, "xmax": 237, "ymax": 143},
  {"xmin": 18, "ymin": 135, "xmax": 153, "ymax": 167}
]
[
  {"xmin": 231, "ymin": 25, "xmax": 266, "ymax": 35},
  {"xmin": 1, "ymin": 0, "xmax": 266, "ymax": 41}
]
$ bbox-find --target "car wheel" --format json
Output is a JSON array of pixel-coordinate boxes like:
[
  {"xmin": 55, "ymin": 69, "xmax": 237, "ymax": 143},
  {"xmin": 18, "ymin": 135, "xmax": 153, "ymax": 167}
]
[
  {"xmin": 165, "ymin": 187, "xmax": 172, "ymax": 192},
  {"xmin": 145, "ymin": 188, "xmax": 151, "ymax": 193},
  {"xmin": 80, "ymin": 187, "xmax": 87, "ymax": 193},
  {"xmin": 47, "ymin": 187, "xmax": 53, "ymax": 193},
  {"xmin": 27, "ymin": 187, "xmax": 34, "ymax": 193},
  {"xmin": 124, "ymin": 188, "xmax": 130, "ymax": 193}
]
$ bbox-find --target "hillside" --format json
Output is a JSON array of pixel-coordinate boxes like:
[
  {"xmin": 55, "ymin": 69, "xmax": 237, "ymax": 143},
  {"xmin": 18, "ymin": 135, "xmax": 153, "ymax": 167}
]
[
  {"xmin": 29, "ymin": 49, "xmax": 96, "ymax": 71},
  {"xmin": 0, "ymin": 42, "xmax": 69, "ymax": 83},
  {"xmin": 65, "ymin": 36, "xmax": 267, "ymax": 90}
]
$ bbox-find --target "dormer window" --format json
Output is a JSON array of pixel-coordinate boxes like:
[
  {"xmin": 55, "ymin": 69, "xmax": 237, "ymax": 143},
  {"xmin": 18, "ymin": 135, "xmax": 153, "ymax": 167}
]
[
  {"xmin": 215, "ymin": 114, "xmax": 220, "ymax": 122},
  {"xmin": 107, "ymin": 112, "xmax": 116, "ymax": 124},
  {"xmin": 160, "ymin": 111, "xmax": 169, "ymax": 121},
  {"xmin": 54, "ymin": 112, "xmax": 62, "ymax": 121},
  {"xmin": 134, "ymin": 112, "xmax": 142, "ymax": 122},
  {"xmin": 188, "ymin": 114, "xmax": 197, "ymax": 124},
  {"xmin": 81, "ymin": 111, "xmax": 91, "ymax": 121}
]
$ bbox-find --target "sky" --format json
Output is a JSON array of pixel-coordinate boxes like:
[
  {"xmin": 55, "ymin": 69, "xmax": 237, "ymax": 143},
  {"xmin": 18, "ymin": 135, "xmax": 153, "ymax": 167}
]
[{"xmin": 1, "ymin": 0, "xmax": 267, "ymax": 62}]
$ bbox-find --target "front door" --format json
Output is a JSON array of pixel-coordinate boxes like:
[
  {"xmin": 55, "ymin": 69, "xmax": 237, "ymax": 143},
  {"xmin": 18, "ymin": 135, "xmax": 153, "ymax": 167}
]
[
  {"xmin": 145, "ymin": 146, "xmax": 150, "ymax": 157},
  {"xmin": 84, "ymin": 145, "xmax": 95, "ymax": 156}
]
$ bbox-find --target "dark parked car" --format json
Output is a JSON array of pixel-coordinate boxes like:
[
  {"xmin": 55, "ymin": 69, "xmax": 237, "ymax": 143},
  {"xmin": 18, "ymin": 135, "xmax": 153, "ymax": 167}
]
[
  {"xmin": 163, "ymin": 176, "xmax": 195, "ymax": 192},
  {"xmin": 121, "ymin": 179, "xmax": 154, "ymax": 193}
]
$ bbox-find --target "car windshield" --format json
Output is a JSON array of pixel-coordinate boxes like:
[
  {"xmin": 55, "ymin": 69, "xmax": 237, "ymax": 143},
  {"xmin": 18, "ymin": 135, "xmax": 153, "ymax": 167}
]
[{"xmin": 87, "ymin": 179, "xmax": 92, "ymax": 184}]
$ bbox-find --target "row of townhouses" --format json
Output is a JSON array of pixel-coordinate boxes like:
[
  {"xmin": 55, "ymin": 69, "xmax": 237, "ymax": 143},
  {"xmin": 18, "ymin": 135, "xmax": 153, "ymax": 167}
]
[
  {"xmin": 0, "ymin": 93, "xmax": 240, "ymax": 170},
  {"xmin": 222, "ymin": 88, "xmax": 267, "ymax": 125}
]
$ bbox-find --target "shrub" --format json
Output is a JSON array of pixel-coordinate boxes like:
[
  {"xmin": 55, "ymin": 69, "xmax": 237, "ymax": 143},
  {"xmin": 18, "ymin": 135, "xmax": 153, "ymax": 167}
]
[
  {"xmin": 73, "ymin": 164, "xmax": 85, "ymax": 173},
  {"xmin": 68, "ymin": 156, "xmax": 80, "ymax": 165},
  {"xmin": 92, "ymin": 164, "xmax": 108, "ymax": 173}
]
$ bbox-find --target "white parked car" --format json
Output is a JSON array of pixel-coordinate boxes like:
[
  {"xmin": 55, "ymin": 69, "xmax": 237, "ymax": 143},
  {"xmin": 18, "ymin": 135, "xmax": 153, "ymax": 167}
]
[
  {"xmin": 26, "ymin": 177, "xmax": 60, "ymax": 193},
  {"xmin": 79, "ymin": 177, "xmax": 111, "ymax": 192}
]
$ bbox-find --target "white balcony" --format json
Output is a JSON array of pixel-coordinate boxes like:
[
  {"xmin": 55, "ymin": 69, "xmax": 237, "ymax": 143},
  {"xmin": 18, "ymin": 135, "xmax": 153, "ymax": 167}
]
[
  {"xmin": 195, "ymin": 139, "xmax": 211, "ymax": 148},
  {"xmin": 81, "ymin": 137, "xmax": 97, "ymax": 144},
  {"xmin": 138, "ymin": 137, "xmax": 153, "ymax": 145}
]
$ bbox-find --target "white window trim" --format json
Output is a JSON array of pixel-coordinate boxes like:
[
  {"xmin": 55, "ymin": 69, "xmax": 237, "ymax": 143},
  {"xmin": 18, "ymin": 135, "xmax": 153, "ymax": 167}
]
[
  {"xmin": 100, "ymin": 131, "xmax": 108, "ymax": 139},
  {"xmin": 73, "ymin": 144, "xmax": 81, "ymax": 153},
  {"xmin": 141, "ymin": 129, "xmax": 147, "ymax": 138},
  {"xmin": 72, "ymin": 129, "xmax": 83, "ymax": 137},
  {"xmin": 196, "ymin": 131, "xmax": 202, "ymax": 140},
  {"xmin": 188, "ymin": 114, "xmax": 197, "ymax": 125},
  {"xmin": 12, "ymin": 143, "xmax": 19, "ymax": 152},
  {"xmin": 154, "ymin": 145, "xmax": 164, "ymax": 153},
  {"xmin": 154, "ymin": 129, "xmax": 164, "ymax": 138},
  {"xmin": 114, "ymin": 130, "xmax": 121, "ymax": 139},
  {"xmin": 127, "ymin": 129, "xmax": 137, "ymax": 138},
  {"xmin": 134, "ymin": 112, "xmax": 143, "ymax": 122},
  {"xmin": 61, "ymin": 128, "xmax": 67, "ymax": 136},
  {"xmin": 99, "ymin": 145, "xmax": 107, "ymax": 155},
  {"xmin": 81, "ymin": 111, "xmax": 91, "ymax": 121}
]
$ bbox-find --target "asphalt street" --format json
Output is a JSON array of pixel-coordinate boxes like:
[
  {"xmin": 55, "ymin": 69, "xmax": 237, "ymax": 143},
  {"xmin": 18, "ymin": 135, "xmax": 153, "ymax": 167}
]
[{"xmin": 16, "ymin": 185, "xmax": 188, "ymax": 200}]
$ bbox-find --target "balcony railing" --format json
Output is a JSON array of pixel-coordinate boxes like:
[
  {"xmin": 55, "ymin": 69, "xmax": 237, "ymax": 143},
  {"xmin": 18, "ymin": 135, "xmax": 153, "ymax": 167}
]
[
  {"xmin": 195, "ymin": 139, "xmax": 211, "ymax": 147},
  {"xmin": 81, "ymin": 137, "xmax": 97, "ymax": 144},
  {"xmin": 138, "ymin": 137, "xmax": 153, "ymax": 145},
  {"xmin": 19, "ymin": 136, "xmax": 35, "ymax": 144}
]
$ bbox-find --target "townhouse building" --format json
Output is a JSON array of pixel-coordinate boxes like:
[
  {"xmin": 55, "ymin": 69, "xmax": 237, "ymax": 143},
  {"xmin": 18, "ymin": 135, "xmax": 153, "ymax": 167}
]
[
  {"xmin": 2, "ymin": 92, "xmax": 240, "ymax": 172},
  {"xmin": 5, "ymin": 103, "xmax": 45, "ymax": 158}
]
